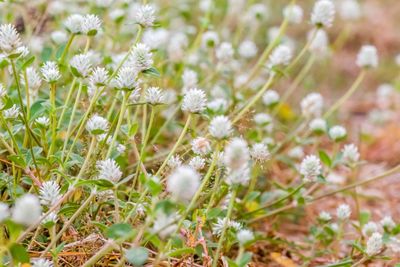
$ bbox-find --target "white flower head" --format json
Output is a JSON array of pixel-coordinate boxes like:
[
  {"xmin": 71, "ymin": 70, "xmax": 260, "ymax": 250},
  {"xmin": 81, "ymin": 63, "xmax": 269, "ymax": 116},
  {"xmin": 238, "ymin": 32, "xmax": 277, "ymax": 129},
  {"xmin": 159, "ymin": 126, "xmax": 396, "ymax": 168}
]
[
  {"xmin": 70, "ymin": 54, "xmax": 92, "ymax": 78},
  {"xmin": 309, "ymin": 118, "xmax": 327, "ymax": 133},
  {"xmin": 209, "ymin": 115, "xmax": 232, "ymax": 139},
  {"xmin": 40, "ymin": 61, "xmax": 61, "ymax": 83},
  {"xmin": 191, "ymin": 137, "xmax": 211, "ymax": 155},
  {"xmin": 189, "ymin": 156, "xmax": 206, "ymax": 171},
  {"xmin": 152, "ymin": 211, "xmax": 179, "ymax": 239},
  {"xmin": 237, "ymin": 229, "xmax": 254, "ymax": 245},
  {"xmin": 213, "ymin": 217, "xmax": 242, "ymax": 236},
  {"xmin": 336, "ymin": 204, "xmax": 351, "ymax": 220},
  {"xmin": 254, "ymin": 113, "xmax": 272, "ymax": 126},
  {"xmin": 267, "ymin": 44, "xmax": 292, "ymax": 71},
  {"xmin": 64, "ymin": 14, "xmax": 84, "ymax": 34},
  {"xmin": 145, "ymin": 87, "xmax": 165, "ymax": 105},
  {"xmin": 0, "ymin": 203, "xmax": 10, "ymax": 222},
  {"xmin": 3, "ymin": 104, "xmax": 20, "ymax": 120},
  {"xmin": 329, "ymin": 125, "xmax": 347, "ymax": 141},
  {"xmin": 283, "ymin": 4, "xmax": 303, "ymax": 24},
  {"xmin": 341, "ymin": 144, "xmax": 360, "ymax": 165},
  {"xmin": 167, "ymin": 155, "xmax": 182, "ymax": 170},
  {"xmin": 0, "ymin": 24, "xmax": 22, "ymax": 57},
  {"xmin": 167, "ymin": 165, "xmax": 200, "ymax": 202},
  {"xmin": 311, "ymin": 0, "xmax": 335, "ymax": 28},
  {"xmin": 182, "ymin": 88, "xmax": 207, "ymax": 113},
  {"xmin": 117, "ymin": 144, "xmax": 126, "ymax": 154},
  {"xmin": 301, "ymin": 92, "xmax": 324, "ymax": 117},
  {"xmin": 86, "ymin": 114, "xmax": 109, "ymax": 135},
  {"xmin": 31, "ymin": 258, "xmax": 54, "ymax": 267},
  {"xmin": 380, "ymin": 216, "xmax": 396, "ymax": 230},
  {"xmin": 238, "ymin": 40, "xmax": 258, "ymax": 59},
  {"xmin": 182, "ymin": 69, "xmax": 198, "ymax": 92},
  {"xmin": 35, "ymin": 116, "xmax": 50, "ymax": 128},
  {"xmin": 135, "ymin": 4, "xmax": 156, "ymax": 27},
  {"xmin": 51, "ymin": 30, "xmax": 68, "ymax": 44},
  {"xmin": 207, "ymin": 98, "xmax": 228, "ymax": 113},
  {"xmin": 309, "ymin": 29, "xmax": 329, "ymax": 55},
  {"xmin": 21, "ymin": 67, "xmax": 42, "ymax": 91},
  {"xmin": 42, "ymin": 211, "xmax": 58, "ymax": 225},
  {"xmin": 129, "ymin": 43, "xmax": 153, "ymax": 71},
  {"xmin": 366, "ymin": 232, "xmax": 383, "ymax": 256},
  {"xmin": 89, "ymin": 67, "xmax": 109, "ymax": 87},
  {"xmin": 224, "ymin": 138, "xmax": 250, "ymax": 170},
  {"xmin": 319, "ymin": 211, "xmax": 332, "ymax": 221},
  {"xmin": 142, "ymin": 28, "xmax": 168, "ymax": 49},
  {"xmin": 356, "ymin": 45, "xmax": 378, "ymax": 68},
  {"xmin": 201, "ymin": 31, "xmax": 219, "ymax": 48},
  {"xmin": 82, "ymin": 14, "xmax": 102, "ymax": 36},
  {"xmin": 96, "ymin": 159, "xmax": 122, "ymax": 183},
  {"xmin": 12, "ymin": 194, "xmax": 42, "ymax": 226},
  {"xmin": 226, "ymin": 165, "xmax": 250, "ymax": 186},
  {"xmin": 262, "ymin": 90, "xmax": 280, "ymax": 106},
  {"xmin": 300, "ymin": 155, "xmax": 322, "ymax": 182},
  {"xmin": 113, "ymin": 66, "xmax": 139, "ymax": 91},
  {"xmin": 216, "ymin": 42, "xmax": 234, "ymax": 63},
  {"xmin": 251, "ymin": 143, "xmax": 270, "ymax": 162},
  {"xmin": 363, "ymin": 222, "xmax": 379, "ymax": 237},
  {"xmin": 339, "ymin": 0, "xmax": 361, "ymax": 21},
  {"xmin": 289, "ymin": 146, "xmax": 304, "ymax": 159},
  {"xmin": 39, "ymin": 181, "xmax": 61, "ymax": 207}
]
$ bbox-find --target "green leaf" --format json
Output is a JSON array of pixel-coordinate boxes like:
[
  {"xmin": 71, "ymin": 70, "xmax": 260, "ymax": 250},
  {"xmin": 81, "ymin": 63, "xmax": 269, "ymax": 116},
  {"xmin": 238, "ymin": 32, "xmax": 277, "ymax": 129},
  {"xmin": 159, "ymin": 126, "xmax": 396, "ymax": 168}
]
[
  {"xmin": 8, "ymin": 154, "xmax": 26, "ymax": 168},
  {"xmin": 129, "ymin": 122, "xmax": 139, "ymax": 136},
  {"xmin": 238, "ymin": 252, "xmax": 252, "ymax": 267},
  {"xmin": 21, "ymin": 56, "xmax": 35, "ymax": 70},
  {"xmin": 320, "ymin": 259, "xmax": 353, "ymax": 267},
  {"xmin": 9, "ymin": 243, "xmax": 30, "ymax": 263},
  {"xmin": 125, "ymin": 247, "xmax": 149, "ymax": 266},
  {"xmin": 146, "ymin": 176, "xmax": 162, "ymax": 196},
  {"xmin": 75, "ymin": 179, "xmax": 114, "ymax": 190},
  {"xmin": 142, "ymin": 67, "xmax": 160, "ymax": 77},
  {"xmin": 359, "ymin": 210, "xmax": 371, "ymax": 226},
  {"xmin": 107, "ymin": 223, "xmax": 133, "ymax": 239},
  {"xmin": 319, "ymin": 150, "xmax": 331, "ymax": 167},
  {"xmin": 41, "ymin": 47, "xmax": 53, "ymax": 61}
]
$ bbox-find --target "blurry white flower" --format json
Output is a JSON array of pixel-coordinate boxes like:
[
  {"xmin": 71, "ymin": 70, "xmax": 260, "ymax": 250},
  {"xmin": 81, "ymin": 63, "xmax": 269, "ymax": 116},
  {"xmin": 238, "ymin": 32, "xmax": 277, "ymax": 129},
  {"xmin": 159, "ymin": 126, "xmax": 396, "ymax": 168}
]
[
  {"xmin": 209, "ymin": 116, "xmax": 232, "ymax": 139},
  {"xmin": 254, "ymin": 113, "xmax": 272, "ymax": 126},
  {"xmin": 152, "ymin": 211, "xmax": 178, "ymax": 239},
  {"xmin": 311, "ymin": 0, "xmax": 335, "ymax": 28},
  {"xmin": 283, "ymin": 4, "xmax": 303, "ymax": 24},
  {"xmin": 201, "ymin": 31, "xmax": 219, "ymax": 48},
  {"xmin": 51, "ymin": 31, "xmax": 68, "ymax": 44},
  {"xmin": 64, "ymin": 14, "xmax": 84, "ymax": 34},
  {"xmin": 167, "ymin": 165, "xmax": 200, "ymax": 202},
  {"xmin": 226, "ymin": 165, "xmax": 250, "ymax": 186},
  {"xmin": 376, "ymin": 83, "xmax": 394, "ymax": 108},
  {"xmin": 267, "ymin": 44, "xmax": 292, "ymax": 70},
  {"xmin": 3, "ymin": 104, "xmax": 20, "ymax": 120},
  {"xmin": 86, "ymin": 114, "xmax": 109, "ymax": 135},
  {"xmin": 326, "ymin": 172, "xmax": 346, "ymax": 184},
  {"xmin": 336, "ymin": 204, "xmax": 351, "ymax": 220},
  {"xmin": 0, "ymin": 24, "xmax": 22, "ymax": 56},
  {"xmin": 81, "ymin": 14, "xmax": 102, "ymax": 36},
  {"xmin": 94, "ymin": 0, "xmax": 113, "ymax": 8},
  {"xmin": 42, "ymin": 211, "xmax": 58, "ymax": 225},
  {"xmin": 207, "ymin": 98, "xmax": 228, "ymax": 113},
  {"xmin": 142, "ymin": 28, "xmax": 168, "ymax": 49},
  {"xmin": 182, "ymin": 88, "xmax": 207, "ymax": 113},
  {"xmin": 329, "ymin": 125, "xmax": 347, "ymax": 141},
  {"xmin": 319, "ymin": 211, "xmax": 332, "ymax": 221},
  {"xmin": 135, "ymin": 4, "xmax": 156, "ymax": 27},
  {"xmin": 213, "ymin": 217, "xmax": 242, "ymax": 236},
  {"xmin": 70, "ymin": 54, "xmax": 92, "ymax": 78},
  {"xmin": 167, "ymin": 155, "xmax": 182, "ymax": 169},
  {"xmin": 238, "ymin": 40, "xmax": 258, "ymax": 59},
  {"xmin": 89, "ymin": 67, "xmax": 109, "ymax": 87},
  {"xmin": 309, "ymin": 118, "xmax": 327, "ymax": 133},
  {"xmin": 96, "ymin": 159, "xmax": 122, "ymax": 183},
  {"xmin": 182, "ymin": 69, "xmax": 198, "ymax": 92},
  {"xmin": 262, "ymin": 90, "xmax": 279, "ymax": 106},
  {"xmin": 109, "ymin": 9, "xmax": 125, "ymax": 22},
  {"xmin": 129, "ymin": 43, "xmax": 153, "ymax": 71},
  {"xmin": 237, "ymin": 229, "xmax": 254, "ymax": 245},
  {"xmin": 356, "ymin": 45, "xmax": 378, "ymax": 68},
  {"xmin": 191, "ymin": 137, "xmax": 211, "ymax": 155},
  {"xmin": 363, "ymin": 222, "xmax": 379, "ymax": 237},
  {"xmin": 309, "ymin": 29, "xmax": 329, "ymax": 55},
  {"xmin": 31, "ymin": 258, "xmax": 54, "ymax": 267},
  {"xmin": 39, "ymin": 181, "xmax": 61, "ymax": 207},
  {"xmin": 145, "ymin": 87, "xmax": 165, "ymax": 104},
  {"xmin": 189, "ymin": 156, "xmax": 206, "ymax": 171},
  {"xmin": 36, "ymin": 116, "xmax": 50, "ymax": 128},
  {"xmin": 21, "ymin": 67, "xmax": 42, "ymax": 91},
  {"xmin": 300, "ymin": 155, "xmax": 322, "ymax": 182},
  {"xmin": 341, "ymin": 144, "xmax": 360, "ymax": 165},
  {"xmin": 339, "ymin": 0, "xmax": 361, "ymax": 21},
  {"xmin": 117, "ymin": 144, "xmax": 126, "ymax": 154},
  {"xmin": 251, "ymin": 143, "xmax": 270, "ymax": 162},
  {"xmin": 224, "ymin": 138, "xmax": 250, "ymax": 170},
  {"xmin": 380, "ymin": 216, "xmax": 396, "ymax": 230},
  {"xmin": 128, "ymin": 89, "xmax": 141, "ymax": 103},
  {"xmin": 366, "ymin": 232, "xmax": 383, "ymax": 256},
  {"xmin": 0, "ymin": 203, "xmax": 9, "ymax": 222},
  {"xmin": 288, "ymin": 146, "xmax": 304, "ymax": 159},
  {"xmin": 246, "ymin": 3, "xmax": 269, "ymax": 22},
  {"xmin": 216, "ymin": 42, "xmax": 234, "ymax": 63},
  {"xmin": 40, "ymin": 61, "xmax": 61, "ymax": 83},
  {"xmin": 301, "ymin": 92, "xmax": 324, "ymax": 117},
  {"xmin": 12, "ymin": 194, "xmax": 42, "ymax": 226},
  {"xmin": 113, "ymin": 66, "xmax": 138, "ymax": 90}
]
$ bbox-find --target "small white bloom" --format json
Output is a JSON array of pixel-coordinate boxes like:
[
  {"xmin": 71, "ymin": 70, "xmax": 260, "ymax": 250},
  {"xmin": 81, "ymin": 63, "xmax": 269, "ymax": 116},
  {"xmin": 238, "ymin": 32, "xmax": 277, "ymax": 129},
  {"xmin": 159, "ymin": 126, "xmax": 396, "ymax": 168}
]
[
  {"xmin": 81, "ymin": 14, "xmax": 102, "ymax": 36},
  {"xmin": 117, "ymin": 144, "xmax": 126, "ymax": 154},
  {"xmin": 35, "ymin": 116, "xmax": 50, "ymax": 128},
  {"xmin": 167, "ymin": 155, "xmax": 182, "ymax": 169},
  {"xmin": 363, "ymin": 222, "xmax": 379, "ymax": 237},
  {"xmin": 329, "ymin": 125, "xmax": 347, "ymax": 141},
  {"xmin": 65, "ymin": 14, "xmax": 84, "ymax": 34},
  {"xmin": 288, "ymin": 146, "xmax": 304, "ymax": 159},
  {"xmin": 145, "ymin": 87, "xmax": 165, "ymax": 105},
  {"xmin": 283, "ymin": 4, "xmax": 303, "ymax": 24},
  {"xmin": 70, "ymin": 54, "xmax": 92, "ymax": 78},
  {"xmin": 86, "ymin": 114, "xmax": 109, "ymax": 135},
  {"xmin": 189, "ymin": 156, "xmax": 206, "ymax": 171},
  {"xmin": 21, "ymin": 67, "xmax": 42, "ymax": 91},
  {"xmin": 40, "ymin": 61, "xmax": 61, "ymax": 83},
  {"xmin": 213, "ymin": 218, "xmax": 242, "ymax": 236},
  {"xmin": 142, "ymin": 28, "xmax": 168, "ymax": 49},
  {"xmin": 94, "ymin": 0, "xmax": 113, "ymax": 8},
  {"xmin": 135, "ymin": 4, "xmax": 156, "ymax": 27},
  {"xmin": 182, "ymin": 88, "xmax": 207, "ymax": 113},
  {"xmin": 238, "ymin": 40, "xmax": 258, "ymax": 59},
  {"xmin": 3, "ymin": 104, "xmax": 20, "ymax": 120},
  {"xmin": 356, "ymin": 45, "xmax": 378, "ymax": 68},
  {"xmin": 42, "ymin": 211, "xmax": 58, "ymax": 225},
  {"xmin": 254, "ymin": 113, "xmax": 272, "ymax": 126},
  {"xmin": 152, "ymin": 211, "xmax": 178, "ymax": 239},
  {"xmin": 96, "ymin": 159, "xmax": 122, "ymax": 183},
  {"xmin": 113, "ymin": 67, "xmax": 139, "ymax": 91},
  {"xmin": 51, "ymin": 31, "xmax": 68, "ymax": 44},
  {"xmin": 209, "ymin": 116, "xmax": 232, "ymax": 139},
  {"xmin": 216, "ymin": 42, "xmax": 234, "ymax": 63},
  {"xmin": 89, "ymin": 67, "xmax": 109, "ymax": 87},
  {"xmin": 336, "ymin": 204, "xmax": 351, "ymax": 220},
  {"xmin": 31, "ymin": 258, "xmax": 54, "ymax": 267},
  {"xmin": 380, "ymin": 216, "xmax": 396, "ymax": 230},
  {"xmin": 309, "ymin": 118, "xmax": 327, "ymax": 133},
  {"xmin": 226, "ymin": 165, "xmax": 250, "ymax": 186},
  {"xmin": 182, "ymin": 69, "xmax": 198, "ymax": 92},
  {"xmin": 201, "ymin": 31, "xmax": 219, "ymax": 48},
  {"xmin": 167, "ymin": 166, "xmax": 200, "ymax": 202},
  {"xmin": 12, "ymin": 194, "xmax": 42, "ymax": 226},
  {"xmin": 309, "ymin": 29, "xmax": 329, "ymax": 55},
  {"xmin": 339, "ymin": 0, "xmax": 361, "ymax": 21},
  {"xmin": 39, "ymin": 181, "xmax": 61, "ymax": 207},
  {"xmin": 300, "ymin": 155, "xmax": 322, "ymax": 182},
  {"xmin": 311, "ymin": 0, "xmax": 335, "ymax": 28},
  {"xmin": 0, "ymin": 24, "xmax": 22, "ymax": 56},
  {"xmin": 237, "ymin": 229, "xmax": 254, "ymax": 245},
  {"xmin": 0, "ymin": 203, "xmax": 9, "ymax": 222},
  {"xmin": 341, "ymin": 144, "xmax": 360, "ymax": 165},
  {"xmin": 191, "ymin": 137, "xmax": 211, "ymax": 155},
  {"xmin": 207, "ymin": 98, "xmax": 228, "ymax": 113},
  {"xmin": 246, "ymin": 3, "xmax": 269, "ymax": 22},
  {"xmin": 128, "ymin": 88, "xmax": 141, "ymax": 103},
  {"xmin": 129, "ymin": 43, "xmax": 153, "ymax": 71},
  {"xmin": 301, "ymin": 92, "xmax": 324, "ymax": 117},
  {"xmin": 267, "ymin": 44, "xmax": 292, "ymax": 70},
  {"xmin": 319, "ymin": 211, "xmax": 332, "ymax": 221},
  {"xmin": 262, "ymin": 90, "xmax": 279, "ymax": 106},
  {"xmin": 251, "ymin": 143, "xmax": 270, "ymax": 162},
  {"xmin": 366, "ymin": 232, "xmax": 383, "ymax": 256},
  {"xmin": 224, "ymin": 138, "xmax": 250, "ymax": 170}
]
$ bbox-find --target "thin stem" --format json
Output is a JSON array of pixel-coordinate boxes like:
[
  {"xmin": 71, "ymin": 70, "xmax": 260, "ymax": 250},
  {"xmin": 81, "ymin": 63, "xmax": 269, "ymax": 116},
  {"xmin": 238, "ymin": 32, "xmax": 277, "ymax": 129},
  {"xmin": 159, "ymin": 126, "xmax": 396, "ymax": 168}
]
[
  {"xmin": 149, "ymin": 104, "xmax": 180, "ymax": 145},
  {"xmin": 76, "ymin": 136, "xmax": 96, "ymax": 179},
  {"xmin": 58, "ymin": 77, "xmax": 77, "ymax": 128},
  {"xmin": 59, "ymin": 34, "xmax": 75, "ymax": 64},
  {"xmin": 286, "ymin": 28, "xmax": 318, "ymax": 73},
  {"xmin": 48, "ymin": 83, "xmax": 58, "ymax": 156}
]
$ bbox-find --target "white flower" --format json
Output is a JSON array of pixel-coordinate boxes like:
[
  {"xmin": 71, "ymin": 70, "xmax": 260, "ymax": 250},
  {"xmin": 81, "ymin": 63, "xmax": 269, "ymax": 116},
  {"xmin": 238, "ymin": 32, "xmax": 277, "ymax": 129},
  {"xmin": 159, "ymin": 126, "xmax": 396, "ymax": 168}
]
[
  {"xmin": 0, "ymin": 24, "xmax": 22, "ymax": 56},
  {"xmin": 86, "ymin": 114, "xmax": 109, "ymax": 135},
  {"xmin": 31, "ymin": 258, "xmax": 54, "ymax": 267},
  {"xmin": 309, "ymin": 29, "xmax": 329, "ymax": 55},
  {"xmin": 94, "ymin": 0, "xmax": 113, "ymax": 8},
  {"xmin": 339, "ymin": 0, "xmax": 361, "ymax": 21},
  {"xmin": 3, "ymin": 104, "xmax": 20, "ymax": 119},
  {"xmin": 96, "ymin": 159, "xmax": 122, "ymax": 183},
  {"xmin": 81, "ymin": 14, "xmax": 102, "ymax": 36},
  {"xmin": 117, "ymin": 144, "xmax": 126, "ymax": 154},
  {"xmin": 341, "ymin": 144, "xmax": 360, "ymax": 165},
  {"xmin": 238, "ymin": 40, "xmax": 258, "ymax": 59},
  {"xmin": 380, "ymin": 216, "xmax": 396, "ymax": 230},
  {"xmin": 142, "ymin": 28, "xmax": 168, "ymax": 49},
  {"xmin": 109, "ymin": 9, "xmax": 125, "ymax": 22},
  {"xmin": 51, "ymin": 30, "xmax": 68, "ymax": 44},
  {"xmin": 262, "ymin": 90, "xmax": 280, "ymax": 106},
  {"xmin": 224, "ymin": 138, "xmax": 250, "ymax": 170},
  {"xmin": 42, "ymin": 211, "xmax": 58, "ymax": 225},
  {"xmin": 207, "ymin": 98, "xmax": 228, "ymax": 113},
  {"xmin": 356, "ymin": 45, "xmax": 378, "ymax": 68},
  {"xmin": 300, "ymin": 155, "xmax": 322, "ymax": 182},
  {"xmin": 318, "ymin": 211, "xmax": 332, "ymax": 221},
  {"xmin": 226, "ymin": 165, "xmax": 250, "ymax": 186},
  {"xmin": 216, "ymin": 42, "xmax": 234, "ymax": 63},
  {"xmin": 366, "ymin": 232, "xmax": 383, "ymax": 256},
  {"xmin": 311, "ymin": 0, "xmax": 335, "ymax": 28},
  {"xmin": 128, "ymin": 89, "xmax": 141, "ymax": 103},
  {"xmin": 182, "ymin": 88, "xmax": 207, "ymax": 113},
  {"xmin": 64, "ymin": 14, "xmax": 84, "ymax": 34},
  {"xmin": 182, "ymin": 69, "xmax": 198, "ymax": 92},
  {"xmin": 201, "ymin": 31, "xmax": 219, "ymax": 48},
  {"xmin": 363, "ymin": 222, "xmax": 379, "ymax": 237},
  {"xmin": 0, "ymin": 83, "xmax": 6, "ymax": 98},
  {"xmin": 12, "ymin": 194, "xmax": 42, "ymax": 226},
  {"xmin": 21, "ymin": 67, "xmax": 42, "ymax": 91},
  {"xmin": 167, "ymin": 155, "xmax": 182, "ymax": 169},
  {"xmin": 267, "ymin": 44, "xmax": 292, "ymax": 70},
  {"xmin": 145, "ymin": 87, "xmax": 165, "ymax": 104},
  {"xmin": 283, "ymin": 4, "xmax": 303, "ymax": 24},
  {"xmin": 288, "ymin": 146, "xmax": 304, "ymax": 159},
  {"xmin": 209, "ymin": 116, "xmax": 232, "ymax": 139},
  {"xmin": 40, "ymin": 61, "xmax": 61, "ymax": 83},
  {"xmin": 301, "ymin": 92, "xmax": 324, "ymax": 117},
  {"xmin": 152, "ymin": 211, "xmax": 179, "ymax": 239},
  {"xmin": 135, "ymin": 4, "xmax": 156, "ymax": 27},
  {"xmin": 246, "ymin": 3, "xmax": 269, "ymax": 22},
  {"xmin": 237, "ymin": 229, "xmax": 254, "ymax": 245},
  {"xmin": 0, "ymin": 203, "xmax": 9, "ymax": 222},
  {"xmin": 309, "ymin": 118, "xmax": 327, "ymax": 133},
  {"xmin": 70, "ymin": 54, "xmax": 92, "ymax": 78},
  {"xmin": 251, "ymin": 143, "xmax": 270, "ymax": 162},
  {"xmin": 113, "ymin": 66, "xmax": 138, "ymax": 90},
  {"xmin": 213, "ymin": 218, "xmax": 242, "ymax": 236},
  {"xmin": 39, "ymin": 181, "xmax": 61, "ymax": 207},
  {"xmin": 89, "ymin": 67, "xmax": 109, "ymax": 87},
  {"xmin": 167, "ymin": 166, "xmax": 200, "ymax": 202},
  {"xmin": 36, "ymin": 116, "xmax": 50, "ymax": 128},
  {"xmin": 129, "ymin": 43, "xmax": 153, "ymax": 71},
  {"xmin": 254, "ymin": 113, "xmax": 272, "ymax": 126},
  {"xmin": 336, "ymin": 204, "xmax": 351, "ymax": 220},
  {"xmin": 189, "ymin": 156, "xmax": 206, "ymax": 171},
  {"xmin": 191, "ymin": 137, "xmax": 211, "ymax": 155},
  {"xmin": 329, "ymin": 125, "xmax": 347, "ymax": 141}
]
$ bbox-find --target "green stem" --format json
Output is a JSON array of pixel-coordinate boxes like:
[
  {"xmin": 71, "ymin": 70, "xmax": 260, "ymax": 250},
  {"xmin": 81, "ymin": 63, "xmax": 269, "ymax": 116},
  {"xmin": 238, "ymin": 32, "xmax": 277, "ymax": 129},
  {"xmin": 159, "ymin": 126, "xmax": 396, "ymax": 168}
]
[
  {"xmin": 76, "ymin": 136, "xmax": 96, "ymax": 179},
  {"xmin": 58, "ymin": 77, "xmax": 77, "ymax": 128},
  {"xmin": 48, "ymin": 83, "xmax": 58, "ymax": 156},
  {"xmin": 149, "ymin": 104, "xmax": 180, "ymax": 145},
  {"xmin": 59, "ymin": 34, "xmax": 75, "ymax": 64}
]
